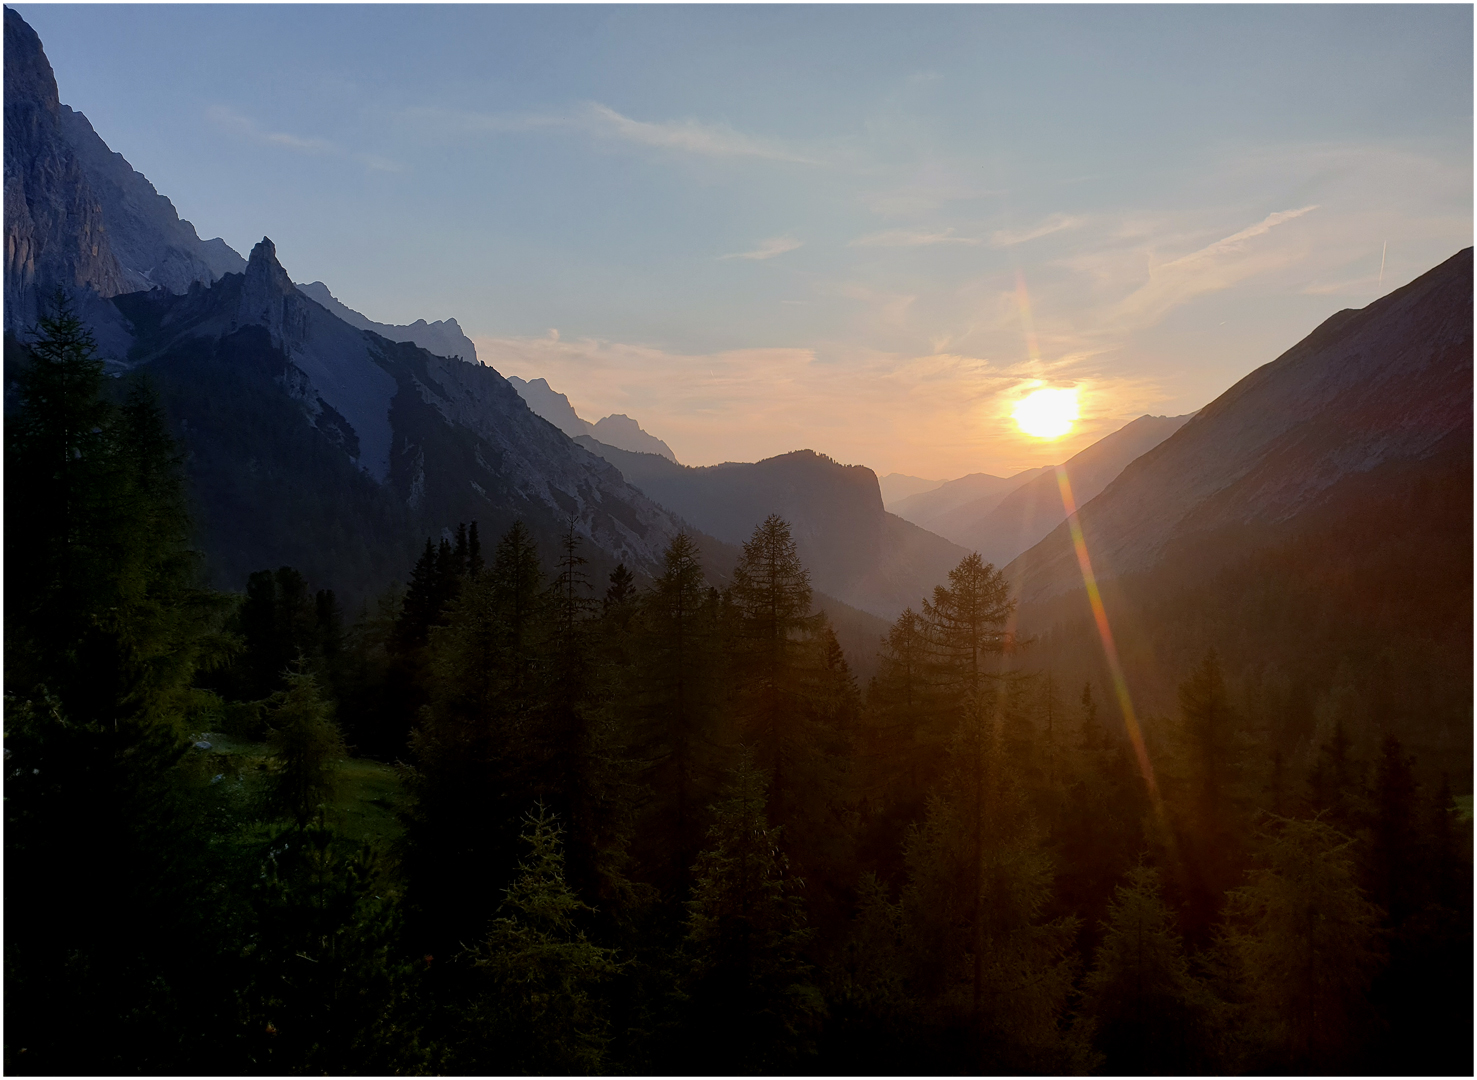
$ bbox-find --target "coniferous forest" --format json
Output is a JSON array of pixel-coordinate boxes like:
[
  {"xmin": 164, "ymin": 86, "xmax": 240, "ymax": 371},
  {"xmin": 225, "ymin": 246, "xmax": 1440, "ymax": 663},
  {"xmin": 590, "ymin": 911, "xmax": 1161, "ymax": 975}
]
[{"xmin": 5, "ymin": 304, "xmax": 1472, "ymax": 1076}]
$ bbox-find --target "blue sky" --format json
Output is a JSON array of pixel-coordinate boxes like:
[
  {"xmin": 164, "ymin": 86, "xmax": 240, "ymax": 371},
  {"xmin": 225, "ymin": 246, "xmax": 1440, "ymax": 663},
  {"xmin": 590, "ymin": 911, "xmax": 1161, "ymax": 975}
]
[{"xmin": 18, "ymin": 3, "xmax": 1473, "ymax": 476}]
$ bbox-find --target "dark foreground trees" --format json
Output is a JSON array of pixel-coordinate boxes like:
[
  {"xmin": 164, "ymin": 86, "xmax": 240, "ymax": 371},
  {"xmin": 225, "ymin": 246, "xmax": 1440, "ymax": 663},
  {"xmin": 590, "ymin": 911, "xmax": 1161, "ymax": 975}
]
[{"xmin": 4, "ymin": 301, "xmax": 1470, "ymax": 1074}]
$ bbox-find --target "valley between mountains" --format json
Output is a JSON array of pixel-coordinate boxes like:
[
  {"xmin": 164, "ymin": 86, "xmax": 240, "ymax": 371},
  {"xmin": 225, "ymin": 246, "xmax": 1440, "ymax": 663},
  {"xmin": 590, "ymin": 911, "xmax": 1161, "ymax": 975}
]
[{"xmin": 4, "ymin": 5, "xmax": 1471, "ymax": 1075}]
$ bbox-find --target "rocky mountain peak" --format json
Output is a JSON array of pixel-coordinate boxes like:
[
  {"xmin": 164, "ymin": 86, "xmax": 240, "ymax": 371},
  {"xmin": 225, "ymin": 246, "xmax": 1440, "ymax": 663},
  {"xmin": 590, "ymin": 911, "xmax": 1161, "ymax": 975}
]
[{"xmin": 235, "ymin": 236, "xmax": 304, "ymax": 346}]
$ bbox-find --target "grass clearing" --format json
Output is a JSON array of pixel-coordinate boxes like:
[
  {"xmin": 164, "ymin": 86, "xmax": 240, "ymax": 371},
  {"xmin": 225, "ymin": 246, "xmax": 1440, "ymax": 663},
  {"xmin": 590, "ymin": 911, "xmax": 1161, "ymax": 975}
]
[
  {"xmin": 187, "ymin": 731, "xmax": 406, "ymax": 846},
  {"xmin": 1456, "ymin": 794, "xmax": 1473, "ymax": 823}
]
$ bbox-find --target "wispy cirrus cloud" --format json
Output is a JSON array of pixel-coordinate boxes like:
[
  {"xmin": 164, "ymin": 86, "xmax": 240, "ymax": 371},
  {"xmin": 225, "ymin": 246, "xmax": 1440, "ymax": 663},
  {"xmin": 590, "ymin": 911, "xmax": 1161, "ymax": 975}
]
[
  {"xmin": 392, "ymin": 102, "xmax": 818, "ymax": 164},
  {"xmin": 721, "ymin": 236, "xmax": 802, "ymax": 261},
  {"xmin": 851, "ymin": 227, "xmax": 980, "ymax": 248},
  {"xmin": 206, "ymin": 105, "xmax": 404, "ymax": 172},
  {"xmin": 584, "ymin": 104, "xmax": 817, "ymax": 163},
  {"xmin": 990, "ymin": 213, "xmax": 1084, "ymax": 248},
  {"xmin": 1107, "ymin": 204, "xmax": 1319, "ymax": 328}
]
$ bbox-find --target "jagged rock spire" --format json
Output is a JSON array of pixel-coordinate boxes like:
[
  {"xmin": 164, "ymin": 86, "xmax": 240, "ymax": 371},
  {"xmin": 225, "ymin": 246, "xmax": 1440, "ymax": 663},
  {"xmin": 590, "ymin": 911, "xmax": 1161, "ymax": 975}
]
[{"xmin": 235, "ymin": 236, "xmax": 307, "ymax": 347}]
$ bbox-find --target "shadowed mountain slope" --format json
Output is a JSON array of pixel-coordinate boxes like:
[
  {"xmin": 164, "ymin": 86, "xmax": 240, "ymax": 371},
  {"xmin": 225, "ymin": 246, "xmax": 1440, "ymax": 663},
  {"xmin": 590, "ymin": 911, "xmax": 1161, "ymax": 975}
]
[
  {"xmin": 1007, "ymin": 247, "xmax": 1474, "ymax": 606},
  {"xmin": 99, "ymin": 238, "xmax": 700, "ymax": 600}
]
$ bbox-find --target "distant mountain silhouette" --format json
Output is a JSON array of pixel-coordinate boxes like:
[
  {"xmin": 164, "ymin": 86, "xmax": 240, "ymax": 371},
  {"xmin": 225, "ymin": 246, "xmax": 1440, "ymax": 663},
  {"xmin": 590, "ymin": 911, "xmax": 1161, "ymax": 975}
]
[
  {"xmin": 946, "ymin": 414, "xmax": 1192, "ymax": 566},
  {"xmin": 573, "ymin": 440, "xmax": 970, "ymax": 619},
  {"xmin": 1007, "ymin": 248, "xmax": 1474, "ymax": 605},
  {"xmin": 509, "ymin": 375, "xmax": 679, "ymax": 461},
  {"xmin": 877, "ymin": 472, "xmax": 945, "ymax": 508},
  {"xmin": 890, "ymin": 466, "xmax": 1051, "ymax": 533},
  {"xmin": 296, "ymin": 280, "xmax": 479, "ymax": 365}
]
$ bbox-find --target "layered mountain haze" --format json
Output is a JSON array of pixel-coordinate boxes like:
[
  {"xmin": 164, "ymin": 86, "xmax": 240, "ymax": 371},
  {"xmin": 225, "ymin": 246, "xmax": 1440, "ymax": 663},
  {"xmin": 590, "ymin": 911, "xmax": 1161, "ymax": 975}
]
[
  {"xmin": 508, "ymin": 374, "xmax": 679, "ymax": 461},
  {"xmin": 1, "ymin": 6, "xmax": 897, "ymax": 675},
  {"xmin": 1007, "ymin": 247, "xmax": 1474, "ymax": 605},
  {"xmin": 877, "ymin": 472, "xmax": 946, "ymax": 508},
  {"xmin": 891, "ymin": 465, "xmax": 1053, "ymax": 534},
  {"xmin": 573, "ymin": 440, "xmax": 971, "ymax": 619},
  {"xmin": 948, "ymin": 413, "xmax": 1192, "ymax": 567}
]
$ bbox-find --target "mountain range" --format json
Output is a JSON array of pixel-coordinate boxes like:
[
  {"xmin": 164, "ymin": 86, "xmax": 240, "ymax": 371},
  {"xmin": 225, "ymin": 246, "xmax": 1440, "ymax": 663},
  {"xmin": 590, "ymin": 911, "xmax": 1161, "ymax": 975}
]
[
  {"xmin": 1, "ymin": 7, "xmax": 894, "ymax": 669},
  {"xmin": 4, "ymin": 4, "xmax": 1469, "ymax": 714}
]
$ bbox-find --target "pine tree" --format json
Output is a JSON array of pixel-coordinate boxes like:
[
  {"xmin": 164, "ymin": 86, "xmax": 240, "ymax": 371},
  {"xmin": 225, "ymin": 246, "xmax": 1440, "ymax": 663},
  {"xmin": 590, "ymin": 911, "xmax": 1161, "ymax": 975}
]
[
  {"xmin": 1368, "ymin": 734, "xmax": 1418, "ymax": 927},
  {"xmin": 3, "ymin": 297, "xmax": 230, "ymax": 1072},
  {"xmin": 857, "ymin": 607, "xmax": 939, "ymax": 878},
  {"xmin": 921, "ymin": 552, "xmax": 1014, "ymax": 708},
  {"xmin": 402, "ymin": 526, "xmax": 549, "ymax": 950},
  {"xmin": 898, "ymin": 714, "xmax": 1084, "ymax": 1074}
]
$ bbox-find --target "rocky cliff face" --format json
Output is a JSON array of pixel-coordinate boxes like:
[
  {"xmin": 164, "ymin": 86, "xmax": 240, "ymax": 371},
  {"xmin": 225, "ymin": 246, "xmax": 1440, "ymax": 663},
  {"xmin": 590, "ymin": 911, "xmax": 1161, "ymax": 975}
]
[
  {"xmin": 4, "ymin": 6, "xmax": 128, "ymax": 329},
  {"xmin": 4, "ymin": 6, "xmax": 243, "ymax": 332},
  {"xmin": 57, "ymin": 104, "xmax": 244, "ymax": 293}
]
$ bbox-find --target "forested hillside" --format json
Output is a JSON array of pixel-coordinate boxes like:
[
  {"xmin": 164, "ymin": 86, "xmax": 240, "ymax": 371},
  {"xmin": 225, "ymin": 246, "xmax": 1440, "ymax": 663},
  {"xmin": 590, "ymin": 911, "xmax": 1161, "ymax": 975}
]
[{"xmin": 5, "ymin": 302, "xmax": 1469, "ymax": 1075}]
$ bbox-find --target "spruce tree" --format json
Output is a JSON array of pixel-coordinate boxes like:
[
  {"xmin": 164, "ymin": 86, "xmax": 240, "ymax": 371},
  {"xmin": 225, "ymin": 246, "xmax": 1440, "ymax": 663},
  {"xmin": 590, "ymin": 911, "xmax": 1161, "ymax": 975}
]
[{"xmin": 463, "ymin": 807, "xmax": 618, "ymax": 1074}]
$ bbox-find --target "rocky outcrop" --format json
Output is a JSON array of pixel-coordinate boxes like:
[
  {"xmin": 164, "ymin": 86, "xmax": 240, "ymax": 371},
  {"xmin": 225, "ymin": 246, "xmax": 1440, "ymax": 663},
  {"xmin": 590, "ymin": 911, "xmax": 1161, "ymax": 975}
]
[{"xmin": 4, "ymin": 6, "xmax": 128, "ymax": 329}]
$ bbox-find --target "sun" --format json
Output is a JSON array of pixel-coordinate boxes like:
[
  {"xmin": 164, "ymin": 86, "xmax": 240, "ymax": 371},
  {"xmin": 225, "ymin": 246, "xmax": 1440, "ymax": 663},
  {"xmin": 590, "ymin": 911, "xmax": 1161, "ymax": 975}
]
[{"xmin": 1013, "ymin": 387, "xmax": 1079, "ymax": 439}]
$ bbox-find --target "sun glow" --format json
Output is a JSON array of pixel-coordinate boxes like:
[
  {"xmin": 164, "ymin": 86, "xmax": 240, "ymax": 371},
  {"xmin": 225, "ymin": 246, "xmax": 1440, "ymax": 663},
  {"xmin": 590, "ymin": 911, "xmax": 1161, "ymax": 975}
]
[{"xmin": 1012, "ymin": 387, "xmax": 1079, "ymax": 439}]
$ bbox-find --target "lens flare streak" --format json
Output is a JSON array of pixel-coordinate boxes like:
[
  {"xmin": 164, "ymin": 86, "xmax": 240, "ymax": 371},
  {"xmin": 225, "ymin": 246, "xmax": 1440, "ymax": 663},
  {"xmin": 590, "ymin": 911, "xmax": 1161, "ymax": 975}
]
[{"xmin": 1053, "ymin": 465, "xmax": 1163, "ymax": 805}]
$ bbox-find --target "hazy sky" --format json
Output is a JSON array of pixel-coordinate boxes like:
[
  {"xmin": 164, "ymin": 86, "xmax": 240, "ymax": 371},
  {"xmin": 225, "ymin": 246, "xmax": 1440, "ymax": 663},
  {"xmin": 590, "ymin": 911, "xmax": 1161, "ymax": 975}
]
[{"xmin": 19, "ymin": 4, "xmax": 1473, "ymax": 477}]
